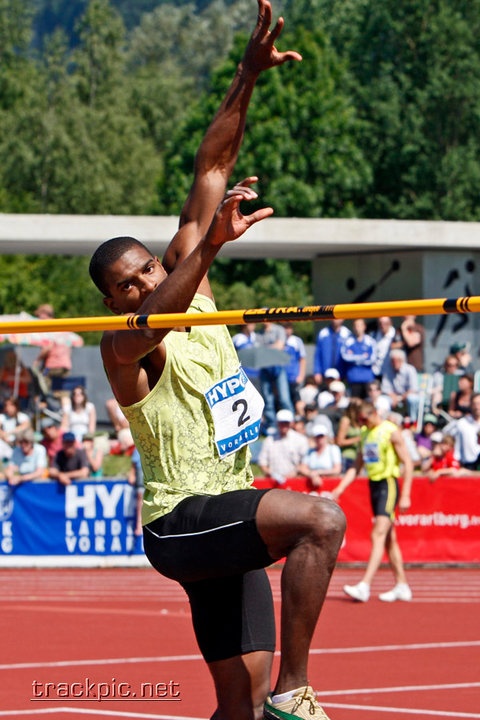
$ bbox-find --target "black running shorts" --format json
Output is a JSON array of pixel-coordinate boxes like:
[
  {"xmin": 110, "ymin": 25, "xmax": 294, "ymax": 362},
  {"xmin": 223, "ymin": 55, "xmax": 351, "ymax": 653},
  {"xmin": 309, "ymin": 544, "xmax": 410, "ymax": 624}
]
[
  {"xmin": 143, "ymin": 488, "xmax": 276, "ymax": 662},
  {"xmin": 369, "ymin": 477, "xmax": 399, "ymax": 521}
]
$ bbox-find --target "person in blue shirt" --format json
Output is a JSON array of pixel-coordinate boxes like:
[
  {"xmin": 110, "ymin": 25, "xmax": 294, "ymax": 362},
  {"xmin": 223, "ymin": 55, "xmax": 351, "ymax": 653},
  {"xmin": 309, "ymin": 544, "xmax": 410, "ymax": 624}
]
[
  {"xmin": 313, "ymin": 319, "xmax": 351, "ymax": 384},
  {"xmin": 284, "ymin": 323, "xmax": 306, "ymax": 412},
  {"xmin": 340, "ymin": 318, "xmax": 377, "ymax": 398}
]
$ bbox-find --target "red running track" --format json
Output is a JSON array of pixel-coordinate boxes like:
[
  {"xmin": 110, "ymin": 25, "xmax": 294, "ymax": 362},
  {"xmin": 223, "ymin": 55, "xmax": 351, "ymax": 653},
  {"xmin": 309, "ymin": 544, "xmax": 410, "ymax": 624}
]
[{"xmin": 0, "ymin": 565, "xmax": 479, "ymax": 720}]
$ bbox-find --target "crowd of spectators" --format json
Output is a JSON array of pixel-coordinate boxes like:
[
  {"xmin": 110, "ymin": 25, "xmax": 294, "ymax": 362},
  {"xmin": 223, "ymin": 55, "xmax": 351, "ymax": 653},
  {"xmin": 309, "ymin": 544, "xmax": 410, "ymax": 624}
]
[
  {"xmin": 1, "ymin": 311, "xmax": 479, "ymax": 489},
  {"xmin": 248, "ymin": 317, "xmax": 480, "ymax": 484}
]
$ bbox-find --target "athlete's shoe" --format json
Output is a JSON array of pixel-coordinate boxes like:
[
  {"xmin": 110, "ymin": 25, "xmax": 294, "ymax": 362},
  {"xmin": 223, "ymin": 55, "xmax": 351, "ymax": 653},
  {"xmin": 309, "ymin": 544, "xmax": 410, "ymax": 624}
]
[
  {"xmin": 264, "ymin": 686, "xmax": 331, "ymax": 720},
  {"xmin": 379, "ymin": 583, "xmax": 412, "ymax": 602},
  {"xmin": 343, "ymin": 581, "xmax": 370, "ymax": 602}
]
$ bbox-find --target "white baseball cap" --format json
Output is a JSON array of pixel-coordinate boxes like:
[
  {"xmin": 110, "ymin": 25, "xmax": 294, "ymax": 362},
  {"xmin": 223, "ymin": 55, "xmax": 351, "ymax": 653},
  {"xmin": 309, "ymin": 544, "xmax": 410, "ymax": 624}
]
[
  {"xmin": 311, "ymin": 423, "xmax": 330, "ymax": 437},
  {"xmin": 324, "ymin": 368, "xmax": 340, "ymax": 380},
  {"xmin": 329, "ymin": 380, "xmax": 346, "ymax": 393},
  {"xmin": 276, "ymin": 409, "xmax": 294, "ymax": 423}
]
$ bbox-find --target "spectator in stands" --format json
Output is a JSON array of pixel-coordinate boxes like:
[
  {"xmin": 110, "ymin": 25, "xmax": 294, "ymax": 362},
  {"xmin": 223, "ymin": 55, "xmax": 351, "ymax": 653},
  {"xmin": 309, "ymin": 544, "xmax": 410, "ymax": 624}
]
[
  {"xmin": 340, "ymin": 318, "xmax": 376, "ymax": 398},
  {"xmin": 105, "ymin": 397, "xmax": 135, "ymax": 453},
  {"xmin": 397, "ymin": 315, "xmax": 425, "ymax": 372},
  {"xmin": 298, "ymin": 424, "xmax": 342, "ymax": 488},
  {"xmin": 316, "ymin": 368, "xmax": 340, "ymax": 409},
  {"xmin": 366, "ymin": 379, "xmax": 391, "ymax": 419},
  {"xmin": 82, "ymin": 433, "xmax": 104, "ymax": 478},
  {"xmin": 399, "ymin": 415, "xmax": 423, "ymax": 472},
  {"xmin": 322, "ymin": 380, "xmax": 350, "ymax": 437},
  {"xmin": 32, "ymin": 304, "xmax": 72, "ymax": 389},
  {"xmin": 298, "ymin": 374, "xmax": 319, "ymax": 413},
  {"xmin": 424, "ymin": 432, "xmax": 463, "ymax": 480},
  {"xmin": 304, "ymin": 403, "xmax": 334, "ymax": 440},
  {"xmin": 453, "ymin": 394, "xmax": 480, "ymax": 471},
  {"xmin": 371, "ymin": 316, "xmax": 397, "ymax": 380},
  {"xmin": 450, "ymin": 341, "xmax": 474, "ymax": 376},
  {"xmin": 335, "ymin": 397, "xmax": 363, "ymax": 472},
  {"xmin": 430, "ymin": 354, "xmax": 462, "ymax": 413},
  {"xmin": 49, "ymin": 431, "xmax": 89, "ymax": 486},
  {"xmin": 232, "ymin": 323, "xmax": 259, "ymax": 383},
  {"xmin": 128, "ymin": 446, "xmax": 144, "ymax": 536},
  {"xmin": 381, "ymin": 348, "xmax": 420, "ymax": 420},
  {"xmin": 313, "ymin": 319, "xmax": 351, "ymax": 384},
  {"xmin": 0, "ymin": 396, "xmax": 31, "ymax": 462},
  {"xmin": 257, "ymin": 321, "xmax": 294, "ymax": 434},
  {"xmin": 284, "ymin": 323, "xmax": 307, "ymax": 413},
  {"xmin": 448, "ymin": 373, "xmax": 475, "ymax": 419},
  {"xmin": 40, "ymin": 417, "xmax": 63, "ymax": 466},
  {"xmin": 258, "ymin": 409, "xmax": 309, "ymax": 484},
  {"xmin": 0, "ymin": 349, "xmax": 32, "ymax": 411},
  {"xmin": 61, "ymin": 385, "xmax": 96, "ymax": 442},
  {"xmin": 4, "ymin": 429, "xmax": 48, "ymax": 486},
  {"xmin": 415, "ymin": 413, "xmax": 438, "ymax": 469}
]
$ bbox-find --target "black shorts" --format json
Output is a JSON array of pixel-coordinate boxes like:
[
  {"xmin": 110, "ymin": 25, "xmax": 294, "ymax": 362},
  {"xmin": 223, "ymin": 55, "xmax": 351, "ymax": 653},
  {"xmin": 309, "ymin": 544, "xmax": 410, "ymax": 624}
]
[
  {"xmin": 143, "ymin": 488, "xmax": 276, "ymax": 662},
  {"xmin": 369, "ymin": 478, "xmax": 399, "ymax": 521}
]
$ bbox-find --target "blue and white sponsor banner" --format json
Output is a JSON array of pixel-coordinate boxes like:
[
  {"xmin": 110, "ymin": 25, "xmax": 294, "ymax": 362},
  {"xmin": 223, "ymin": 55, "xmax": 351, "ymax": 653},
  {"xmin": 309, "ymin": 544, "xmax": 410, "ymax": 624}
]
[{"xmin": 0, "ymin": 480, "xmax": 144, "ymax": 560}]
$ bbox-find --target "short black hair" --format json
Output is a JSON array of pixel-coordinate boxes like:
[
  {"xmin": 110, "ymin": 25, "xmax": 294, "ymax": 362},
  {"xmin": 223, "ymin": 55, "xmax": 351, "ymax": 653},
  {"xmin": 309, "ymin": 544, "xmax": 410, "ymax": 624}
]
[{"xmin": 89, "ymin": 236, "xmax": 153, "ymax": 296}]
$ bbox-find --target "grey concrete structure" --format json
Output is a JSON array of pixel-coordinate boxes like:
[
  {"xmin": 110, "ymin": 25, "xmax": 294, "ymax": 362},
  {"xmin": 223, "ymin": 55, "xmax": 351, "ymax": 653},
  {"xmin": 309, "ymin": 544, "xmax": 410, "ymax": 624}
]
[{"xmin": 1, "ymin": 213, "xmax": 479, "ymax": 376}]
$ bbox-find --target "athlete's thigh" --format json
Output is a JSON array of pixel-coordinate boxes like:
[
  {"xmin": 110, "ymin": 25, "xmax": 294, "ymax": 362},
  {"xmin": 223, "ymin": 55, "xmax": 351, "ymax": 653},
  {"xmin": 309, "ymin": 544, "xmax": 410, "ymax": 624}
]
[{"xmin": 255, "ymin": 487, "xmax": 344, "ymax": 560}]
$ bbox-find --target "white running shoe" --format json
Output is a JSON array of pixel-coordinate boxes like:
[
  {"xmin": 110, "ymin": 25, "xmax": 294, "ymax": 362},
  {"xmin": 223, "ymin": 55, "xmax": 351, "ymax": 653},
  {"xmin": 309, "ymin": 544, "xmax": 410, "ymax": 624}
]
[
  {"xmin": 343, "ymin": 581, "xmax": 370, "ymax": 602},
  {"xmin": 379, "ymin": 583, "xmax": 412, "ymax": 602}
]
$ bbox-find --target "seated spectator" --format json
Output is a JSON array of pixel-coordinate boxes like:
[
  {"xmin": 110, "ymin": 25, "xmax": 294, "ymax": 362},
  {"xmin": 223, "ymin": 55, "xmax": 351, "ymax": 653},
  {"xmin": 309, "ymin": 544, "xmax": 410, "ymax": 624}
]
[
  {"xmin": 258, "ymin": 409, "xmax": 309, "ymax": 484},
  {"xmin": 450, "ymin": 341, "xmax": 474, "ymax": 376},
  {"xmin": 105, "ymin": 397, "xmax": 135, "ymax": 452},
  {"xmin": 453, "ymin": 394, "xmax": 480, "ymax": 471},
  {"xmin": 40, "ymin": 417, "xmax": 63, "ymax": 466},
  {"xmin": 381, "ymin": 348, "xmax": 420, "ymax": 420},
  {"xmin": 82, "ymin": 433, "xmax": 104, "ymax": 478},
  {"xmin": 425, "ymin": 432, "xmax": 462, "ymax": 481},
  {"xmin": 298, "ymin": 374, "xmax": 319, "ymax": 412},
  {"xmin": 322, "ymin": 380, "xmax": 350, "ymax": 437},
  {"xmin": 304, "ymin": 403, "xmax": 334, "ymax": 440},
  {"xmin": 316, "ymin": 368, "xmax": 340, "ymax": 409},
  {"xmin": 415, "ymin": 413, "xmax": 439, "ymax": 468},
  {"xmin": 0, "ymin": 350, "xmax": 32, "ymax": 410},
  {"xmin": 336, "ymin": 397, "xmax": 363, "ymax": 471},
  {"xmin": 366, "ymin": 379, "xmax": 392, "ymax": 419},
  {"xmin": 430, "ymin": 354, "xmax": 461, "ymax": 413},
  {"xmin": 298, "ymin": 424, "xmax": 342, "ymax": 488},
  {"xmin": 4, "ymin": 429, "xmax": 48, "ymax": 486},
  {"xmin": 128, "ymin": 447, "xmax": 144, "ymax": 536},
  {"xmin": 448, "ymin": 373, "xmax": 475, "ymax": 419},
  {"xmin": 340, "ymin": 318, "xmax": 376, "ymax": 398},
  {"xmin": 61, "ymin": 385, "xmax": 96, "ymax": 442},
  {"xmin": 49, "ymin": 431, "xmax": 89, "ymax": 486},
  {"xmin": 400, "ymin": 416, "xmax": 422, "ymax": 471},
  {"xmin": 0, "ymin": 396, "xmax": 31, "ymax": 462}
]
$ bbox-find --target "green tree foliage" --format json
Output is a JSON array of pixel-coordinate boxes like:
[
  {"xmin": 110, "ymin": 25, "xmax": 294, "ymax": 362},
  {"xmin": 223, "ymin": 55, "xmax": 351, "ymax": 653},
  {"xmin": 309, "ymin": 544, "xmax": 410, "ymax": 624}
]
[
  {"xmin": 157, "ymin": 27, "xmax": 371, "ymax": 218},
  {"xmin": 319, "ymin": 0, "xmax": 480, "ymax": 220}
]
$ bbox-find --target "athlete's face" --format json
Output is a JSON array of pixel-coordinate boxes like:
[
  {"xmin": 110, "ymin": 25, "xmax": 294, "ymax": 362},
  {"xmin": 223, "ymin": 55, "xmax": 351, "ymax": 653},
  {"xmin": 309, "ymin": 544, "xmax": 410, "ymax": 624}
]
[{"xmin": 103, "ymin": 246, "xmax": 167, "ymax": 315}]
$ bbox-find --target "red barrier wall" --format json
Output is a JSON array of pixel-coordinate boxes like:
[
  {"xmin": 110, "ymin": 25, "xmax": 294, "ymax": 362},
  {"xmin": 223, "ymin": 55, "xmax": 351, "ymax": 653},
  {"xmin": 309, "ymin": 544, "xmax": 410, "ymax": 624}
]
[{"xmin": 253, "ymin": 476, "xmax": 480, "ymax": 564}]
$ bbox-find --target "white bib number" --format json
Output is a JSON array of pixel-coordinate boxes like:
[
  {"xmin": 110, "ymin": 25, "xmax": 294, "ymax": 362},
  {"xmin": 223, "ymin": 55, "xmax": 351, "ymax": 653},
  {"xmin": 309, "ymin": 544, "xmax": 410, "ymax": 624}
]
[{"xmin": 204, "ymin": 368, "xmax": 265, "ymax": 459}]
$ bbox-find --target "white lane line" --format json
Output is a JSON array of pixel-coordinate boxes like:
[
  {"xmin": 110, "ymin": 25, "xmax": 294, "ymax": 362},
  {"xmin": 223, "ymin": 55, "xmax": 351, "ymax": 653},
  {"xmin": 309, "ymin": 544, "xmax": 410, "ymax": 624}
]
[
  {"xmin": 321, "ymin": 702, "xmax": 480, "ymax": 718},
  {"xmin": 323, "ymin": 681, "xmax": 480, "ymax": 695},
  {"xmin": 1, "ymin": 640, "xmax": 479, "ymax": 671}
]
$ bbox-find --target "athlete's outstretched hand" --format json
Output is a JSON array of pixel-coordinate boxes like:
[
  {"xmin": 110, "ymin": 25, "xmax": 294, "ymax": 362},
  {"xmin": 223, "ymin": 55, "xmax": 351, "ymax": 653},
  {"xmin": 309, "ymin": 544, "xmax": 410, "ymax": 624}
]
[
  {"xmin": 242, "ymin": 0, "xmax": 302, "ymax": 75},
  {"xmin": 206, "ymin": 177, "xmax": 273, "ymax": 248}
]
